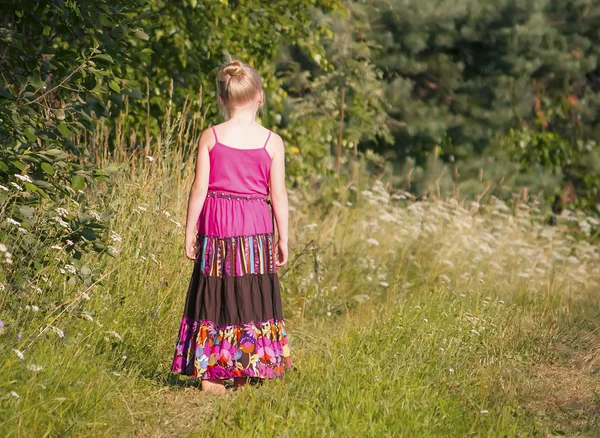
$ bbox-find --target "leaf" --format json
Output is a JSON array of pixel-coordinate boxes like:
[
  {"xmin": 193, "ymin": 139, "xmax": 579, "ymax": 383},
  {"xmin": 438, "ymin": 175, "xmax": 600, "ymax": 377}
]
[
  {"xmin": 71, "ymin": 175, "xmax": 86, "ymax": 190},
  {"xmin": 81, "ymin": 228, "xmax": 97, "ymax": 241},
  {"xmin": 19, "ymin": 205, "xmax": 35, "ymax": 218},
  {"xmin": 134, "ymin": 29, "xmax": 150, "ymax": 41},
  {"xmin": 95, "ymin": 54, "xmax": 114, "ymax": 63},
  {"xmin": 57, "ymin": 124, "xmax": 71, "ymax": 137},
  {"xmin": 29, "ymin": 76, "xmax": 45, "ymax": 88},
  {"xmin": 41, "ymin": 162, "xmax": 54, "ymax": 174},
  {"xmin": 109, "ymin": 80, "xmax": 121, "ymax": 93},
  {"xmin": 124, "ymin": 87, "xmax": 143, "ymax": 100},
  {"xmin": 11, "ymin": 160, "xmax": 25, "ymax": 171}
]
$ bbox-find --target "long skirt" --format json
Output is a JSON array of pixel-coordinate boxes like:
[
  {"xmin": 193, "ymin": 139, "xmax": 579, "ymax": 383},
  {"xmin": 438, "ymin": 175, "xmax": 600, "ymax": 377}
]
[{"xmin": 170, "ymin": 191, "xmax": 292, "ymax": 379}]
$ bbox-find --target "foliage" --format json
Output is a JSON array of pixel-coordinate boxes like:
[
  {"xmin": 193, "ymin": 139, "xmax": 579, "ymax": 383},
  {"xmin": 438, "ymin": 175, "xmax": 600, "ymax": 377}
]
[
  {"xmin": 278, "ymin": 1, "xmax": 393, "ymax": 179},
  {"xmin": 0, "ymin": 0, "xmax": 148, "ymax": 296},
  {"xmin": 365, "ymin": 0, "xmax": 600, "ymax": 164},
  {"xmin": 497, "ymin": 127, "xmax": 600, "ymax": 212}
]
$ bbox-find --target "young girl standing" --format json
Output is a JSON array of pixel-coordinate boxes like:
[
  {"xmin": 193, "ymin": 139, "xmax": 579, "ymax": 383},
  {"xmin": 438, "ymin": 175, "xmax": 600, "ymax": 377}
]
[{"xmin": 170, "ymin": 59, "xmax": 292, "ymax": 393}]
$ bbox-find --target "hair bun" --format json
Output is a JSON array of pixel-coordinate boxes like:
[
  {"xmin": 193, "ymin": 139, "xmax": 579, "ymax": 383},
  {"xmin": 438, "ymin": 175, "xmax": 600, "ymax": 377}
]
[{"xmin": 223, "ymin": 60, "xmax": 244, "ymax": 77}]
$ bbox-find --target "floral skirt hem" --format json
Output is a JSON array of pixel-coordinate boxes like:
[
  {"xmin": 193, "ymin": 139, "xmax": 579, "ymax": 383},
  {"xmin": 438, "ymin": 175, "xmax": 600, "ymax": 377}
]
[{"xmin": 170, "ymin": 317, "xmax": 291, "ymax": 380}]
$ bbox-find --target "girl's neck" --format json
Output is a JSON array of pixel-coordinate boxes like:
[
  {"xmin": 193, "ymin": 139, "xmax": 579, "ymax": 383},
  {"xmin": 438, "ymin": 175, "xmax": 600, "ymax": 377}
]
[{"xmin": 228, "ymin": 104, "xmax": 258, "ymax": 126}]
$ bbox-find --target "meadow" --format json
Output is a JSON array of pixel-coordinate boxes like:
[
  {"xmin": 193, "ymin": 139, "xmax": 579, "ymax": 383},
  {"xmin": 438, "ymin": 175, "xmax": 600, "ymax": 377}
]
[{"xmin": 1, "ymin": 130, "xmax": 599, "ymax": 437}]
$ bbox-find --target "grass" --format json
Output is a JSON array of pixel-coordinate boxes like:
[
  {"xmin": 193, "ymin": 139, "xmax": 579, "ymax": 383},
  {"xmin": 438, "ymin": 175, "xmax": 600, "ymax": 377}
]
[{"xmin": 1, "ymin": 116, "xmax": 599, "ymax": 436}]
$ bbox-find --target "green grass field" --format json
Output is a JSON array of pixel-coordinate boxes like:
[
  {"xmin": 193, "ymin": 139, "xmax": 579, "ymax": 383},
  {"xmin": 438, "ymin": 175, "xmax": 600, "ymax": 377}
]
[{"xmin": 1, "ymin": 150, "xmax": 599, "ymax": 437}]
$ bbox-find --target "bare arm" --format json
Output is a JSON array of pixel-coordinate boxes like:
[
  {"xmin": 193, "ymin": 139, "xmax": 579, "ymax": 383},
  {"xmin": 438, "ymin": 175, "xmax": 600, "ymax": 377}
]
[
  {"xmin": 269, "ymin": 133, "xmax": 289, "ymax": 266},
  {"xmin": 184, "ymin": 128, "xmax": 211, "ymax": 260}
]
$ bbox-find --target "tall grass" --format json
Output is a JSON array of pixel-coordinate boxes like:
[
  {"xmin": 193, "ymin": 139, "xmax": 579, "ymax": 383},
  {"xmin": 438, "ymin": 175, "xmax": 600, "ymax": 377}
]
[{"xmin": 1, "ymin": 95, "xmax": 599, "ymax": 436}]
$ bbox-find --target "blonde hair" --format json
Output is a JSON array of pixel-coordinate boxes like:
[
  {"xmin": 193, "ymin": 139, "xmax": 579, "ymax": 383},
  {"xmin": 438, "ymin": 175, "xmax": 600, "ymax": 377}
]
[{"xmin": 216, "ymin": 59, "xmax": 265, "ymax": 119}]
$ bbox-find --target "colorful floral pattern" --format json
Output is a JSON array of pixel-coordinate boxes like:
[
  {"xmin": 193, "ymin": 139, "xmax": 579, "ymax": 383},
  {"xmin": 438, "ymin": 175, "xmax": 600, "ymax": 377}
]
[
  {"xmin": 196, "ymin": 233, "xmax": 276, "ymax": 277},
  {"xmin": 171, "ymin": 317, "xmax": 291, "ymax": 379}
]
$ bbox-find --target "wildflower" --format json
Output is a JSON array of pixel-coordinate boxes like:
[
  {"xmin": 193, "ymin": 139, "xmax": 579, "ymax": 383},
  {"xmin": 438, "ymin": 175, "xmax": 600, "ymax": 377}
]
[
  {"xmin": 89, "ymin": 211, "xmax": 101, "ymax": 221},
  {"xmin": 448, "ymin": 368, "xmax": 454, "ymax": 374},
  {"xmin": 66, "ymin": 240, "xmax": 74, "ymax": 246},
  {"xmin": 80, "ymin": 292, "xmax": 90, "ymax": 301},
  {"xmin": 55, "ymin": 207, "xmax": 68, "ymax": 216},
  {"xmin": 26, "ymin": 364, "xmax": 44, "ymax": 372},
  {"xmin": 0, "ymin": 244, "xmax": 6, "ymax": 252},
  {"xmin": 439, "ymin": 274, "xmax": 451, "ymax": 283},
  {"xmin": 9, "ymin": 391, "xmax": 19, "ymax": 399},
  {"xmin": 107, "ymin": 330, "xmax": 123, "ymax": 341},
  {"xmin": 54, "ymin": 217, "xmax": 69, "ymax": 228},
  {"xmin": 480, "ymin": 409, "xmax": 489, "ymax": 414},
  {"xmin": 366, "ymin": 238, "xmax": 380, "ymax": 246},
  {"xmin": 10, "ymin": 182, "xmax": 23, "ymax": 190},
  {"xmin": 13, "ymin": 349, "xmax": 25, "ymax": 360},
  {"xmin": 15, "ymin": 174, "xmax": 32, "ymax": 183},
  {"xmin": 18, "ymin": 227, "xmax": 28, "ymax": 234},
  {"xmin": 146, "ymin": 156, "xmax": 155, "ymax": 162},
  {"xmin": 49, "ymin": 325, "xmax": 65, "ymax": 338},
  {"xmin": 6, "ymin": 218, "xmax": 20, "ymax": 226},
  {"xmin": 0, "ymin": 184, "xmax": 8, "ymax": 192},
  {"xmin": 379, "ymin": 281, "xmax": 389, "ymax": 287},
  {"xmin": 51, "ymin": 244, "xmax": 62, "ymax": 250},
  {"xmin": 64, "ymin": 264, "xmax": 77, "ymax": 274}
]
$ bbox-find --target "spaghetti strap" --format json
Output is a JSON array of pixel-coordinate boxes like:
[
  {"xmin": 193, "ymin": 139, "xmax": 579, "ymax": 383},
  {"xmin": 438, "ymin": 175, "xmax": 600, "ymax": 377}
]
[
  {"xmin": 211, "ymin": 125, "xmax": 218, "ymax": 143},
  {"xmin": 263, "ymin": 130, "xmax": 272, "ymax": 149}
]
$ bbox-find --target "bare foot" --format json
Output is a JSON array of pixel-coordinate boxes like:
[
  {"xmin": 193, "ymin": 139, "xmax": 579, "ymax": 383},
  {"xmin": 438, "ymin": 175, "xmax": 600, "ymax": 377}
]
[{"xmin": 201, "ymin": 379, "xmax": 227, "ymax": 394}]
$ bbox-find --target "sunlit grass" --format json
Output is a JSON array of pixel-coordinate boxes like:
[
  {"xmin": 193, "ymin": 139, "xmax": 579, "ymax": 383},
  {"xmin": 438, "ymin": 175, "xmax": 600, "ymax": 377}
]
[{"xmin": 1, "ymin": 125, "xmax": 599, "ymax": 435}]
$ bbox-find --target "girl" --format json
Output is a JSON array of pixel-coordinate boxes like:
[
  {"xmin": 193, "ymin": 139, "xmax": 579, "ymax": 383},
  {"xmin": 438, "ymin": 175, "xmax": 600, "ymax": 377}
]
[{"xmin": 170, "ymin": 59, "xmax": 292, "ymax": 393}]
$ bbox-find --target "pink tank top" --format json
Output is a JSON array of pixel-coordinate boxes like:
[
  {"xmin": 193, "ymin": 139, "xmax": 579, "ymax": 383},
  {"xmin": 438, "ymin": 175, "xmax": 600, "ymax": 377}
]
[{"xmin": 208, "ymin": 126, "xmax": 273, "ymax": 196}]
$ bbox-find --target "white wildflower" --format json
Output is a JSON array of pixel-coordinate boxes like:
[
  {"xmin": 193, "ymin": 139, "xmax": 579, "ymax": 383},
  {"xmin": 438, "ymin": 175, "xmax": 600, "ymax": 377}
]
[
  {"xmin": 66, "ymin": 240, "xmax": 74, "ymax": 246},
  {"xmin": 80, "ymin": 292, "xmax": 90, "ymax": 301},
  {"xmin": 146, "ymin": 156, "xmax": 155, "ymax": 162},
  {"xmin": 480, "ymin": 409, "xmax": 489, "ymax": 414},
  {"xmin": 439, "ymin": 274, "xmax": 451, "ymax": 283},
  {"xmin": 89, "ymin": 211, "xmax": 101, "ymax": 221},
  {"xmin": 366, "ymin": 238, "xmax": 380, "ymax": 246},
  {"xmin": 15, "ymin": 174, "xmax": 32, "ymax": 183},
  {"xmin": 10, "ymin": 182, "xmax": 23, "ymax": 190},
  {"xmin": 9, "ymin": 391, "xmax": 20, "ymax": 399},
  {"xmin": 379, "ymin": 281, "xmax": 389, "ymax": 287},
  {"xmin": 49, "ymin": 325, "xmax": 65, "ymax": 338},
  {"xmin": 7, "ymin": 218, "xmax": 20, "ymax": 226},
  {"xmin": 0, "ymin": 244, "xmax": 6, "ymax": 252},
  {"xmin": 64, "ymin": 264, "xmax": 77, "ymax": 274},
  {"xmin": 110, "ymin": 231, "xmax": 122, "ymax": 243},
  {"xmin": 55, "ymin": 207, "xmax": 68, "ymax": 216},
  {"xmin": 13, "ymin": 349, "xmax": 25, "ymax": 360},
  {"xmin": 107, "ymin": 330, "xmax": 123, "ymax": 341},
  {"xmin": 51, "ymin": 244, "xmax": 62, "ymax": 250},
  {"xmin": 26, "ymin": 364, "xmax": 44, "ymax": 372},
  {"xmin": 54, "ymin": 217, "xmax": 69, "ymax": 228},
  {"xmin": 448, "ymin": 368, "xmax": 454, "ymax": 374},
  {"xmin": 0, "ymin": 184, "xmax": 8, "ymax": 192},
  {"xmin": 18, "ymin": 227, "xmax": 28, "ymax": 234}
]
